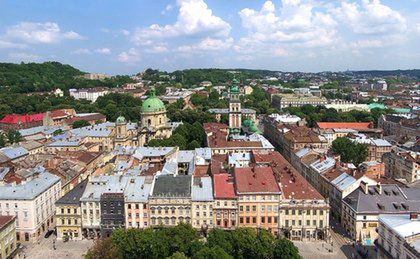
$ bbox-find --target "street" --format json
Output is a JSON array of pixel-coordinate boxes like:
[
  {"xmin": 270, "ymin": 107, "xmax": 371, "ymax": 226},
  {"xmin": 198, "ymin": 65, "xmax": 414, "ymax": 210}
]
[{"xmin": 15, "ymin": 236, "xmax": 93, "ymax": 259}]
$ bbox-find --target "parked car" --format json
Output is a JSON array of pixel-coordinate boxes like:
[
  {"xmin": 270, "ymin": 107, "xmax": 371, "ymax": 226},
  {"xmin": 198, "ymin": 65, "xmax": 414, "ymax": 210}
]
[{"xmin": 44, "ymin": 230, "xmax": 54, "ymax": 238}]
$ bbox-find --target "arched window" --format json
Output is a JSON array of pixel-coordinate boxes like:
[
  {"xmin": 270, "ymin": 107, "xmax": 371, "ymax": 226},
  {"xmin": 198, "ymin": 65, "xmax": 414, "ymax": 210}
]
[{"xmin": 148, "ymin": 119, "xmax": 151, "ymax": 126}]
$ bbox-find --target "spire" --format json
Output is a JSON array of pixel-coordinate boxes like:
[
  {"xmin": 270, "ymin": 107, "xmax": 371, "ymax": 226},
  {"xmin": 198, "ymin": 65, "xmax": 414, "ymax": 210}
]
[
  {"xmin": 149, "ymin": 87, "xmax": 156, "ymax": 97},
  {"xmin": 231, "ymin": 76, "xmax": 239, "ymax": 94}
]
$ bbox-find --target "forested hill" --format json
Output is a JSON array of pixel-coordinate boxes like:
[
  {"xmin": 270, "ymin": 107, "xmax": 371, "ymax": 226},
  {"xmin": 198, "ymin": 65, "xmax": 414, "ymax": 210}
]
[
  {"xmin": 345, "ymin": 69, "xmax": 420, "ymax": 79},
  {"xmin": 0, "ymin": 62, "xmax": 133, "ymax": 93}
]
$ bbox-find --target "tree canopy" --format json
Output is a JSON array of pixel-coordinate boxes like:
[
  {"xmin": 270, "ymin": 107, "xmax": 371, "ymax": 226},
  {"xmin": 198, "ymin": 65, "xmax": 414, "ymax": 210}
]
[
  {"xmin": 86, "ymin": 224, "xmax": 302, "ymax": 259},
  {"xmin": 332, "ymin": 137, "xmax": 368, "ymax": 166}
]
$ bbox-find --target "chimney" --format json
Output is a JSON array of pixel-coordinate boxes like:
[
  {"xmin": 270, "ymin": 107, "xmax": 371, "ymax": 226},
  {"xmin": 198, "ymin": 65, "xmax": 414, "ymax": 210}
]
[
  {"xmin": 360, "ymin": 181, "xmax": 369, "ymax": 195},
  {"xmin": 376, "ymin": 183, "xmax": 382, "ymax": 195},
  {"xmin": 410, "ymin": 213, "xmax": 418, "ymax": 221}
]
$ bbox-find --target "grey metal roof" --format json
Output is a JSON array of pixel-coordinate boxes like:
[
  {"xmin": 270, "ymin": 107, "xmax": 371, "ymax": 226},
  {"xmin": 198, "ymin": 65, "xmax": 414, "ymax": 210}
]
[
  {"xmin": 0, "ymin": 146, "xmax": 28, "ymax": 160},
  {"xmin": 81, "ymin": 175, "xmax": 129, "ymax": 202},
  {"xmin": 177, "ymin": 150, "xmax": 195, "ymax": 163},
  {"xmin": 371, "ymin": 139, "xmax": 392, "ymax": 147},
  {"xmin": 0, "ymin": 171, "xmax": 60, "ymax": 200},
  {"xmin": 191, "ymin": 177, "xmax": 213, "ymax": 201},
  {"xmin": 56, "ymin": 180, "xmax": 88, "ymax": 205},
  {"xmin": 152, "ymin": 175, "xmax": 191, "ymax": 197},
  {"xmin": 310, "ymin": 157, "xmax": 335, "ymax": 173},
  {"xmin": 343, "ymin": 184, "xmax": 420, "ymax": 214},
  {"xmin": 19, "ymin": 125, "xmax": 65, "ymax": 137},
  {"xmin": 0, "ymin": 167, "xmax": 10, "ymax": 181},
  {"xmin": 331, "ymin": 173, "xmax": 356, "ymax": 191},
  {"xmin": 133, "ymin": 147, "xmax": 177, "ymax": 160},
  {"xmin": 379, "ymin": 214, "xmax": 420, "ymax": 238},
  {"xmin": 124, "ymin": 176, "xmax": 153, "ymax": 203},
  {"xmin": 70, "ymin": 122, "xmax": 113, "ymax": 138}
]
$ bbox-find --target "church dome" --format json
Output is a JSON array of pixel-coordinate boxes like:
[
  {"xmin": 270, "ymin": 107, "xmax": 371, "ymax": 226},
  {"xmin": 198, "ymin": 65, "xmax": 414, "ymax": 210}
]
[
  {"xmin": 116, "ymin": 115, "xmax": 126, "ymax": 124},
  {"xmin": 141, "ymin": 88, "xmax": 166, "ymax": 113}
]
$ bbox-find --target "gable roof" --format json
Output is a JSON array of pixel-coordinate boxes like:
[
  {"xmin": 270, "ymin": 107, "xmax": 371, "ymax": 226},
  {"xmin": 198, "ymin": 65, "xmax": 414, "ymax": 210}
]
[
  {"xmin": 234, "ymin": 166, "xmax": 280, "ymax": 194},
  {"xmin": 316, "ymin": 122, "xmax": 373, "ymax": 130}
]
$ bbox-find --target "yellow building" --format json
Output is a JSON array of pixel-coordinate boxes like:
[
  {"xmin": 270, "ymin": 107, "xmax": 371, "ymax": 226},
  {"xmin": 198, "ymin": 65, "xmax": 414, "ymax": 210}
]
[
  {"xmin": 55, "ymin": 180, "xmax": 88, "ymax": 240},
  {"xmin": 0, "ymin": 216, "xmax": 16, "ymax": 259}
]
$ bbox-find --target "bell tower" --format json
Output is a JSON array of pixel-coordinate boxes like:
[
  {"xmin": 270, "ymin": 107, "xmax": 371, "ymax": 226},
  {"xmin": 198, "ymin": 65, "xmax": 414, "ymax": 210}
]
[{"xmin": 229, "ymin": 78, "xmax": 241, "ymax": 134}]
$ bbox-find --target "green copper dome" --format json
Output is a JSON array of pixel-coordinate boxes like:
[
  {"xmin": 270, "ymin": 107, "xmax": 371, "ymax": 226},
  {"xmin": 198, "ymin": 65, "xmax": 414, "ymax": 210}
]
[
  {"xmin": 242, "ymin": 119, "xmax": 262, "ymax": 134},
  {"xmin": 231, "ymin": 78, "xmax": 240, "ymax": 94},
  {"xmin": 116, "ymin": 115, "xmax": 126, "ymax": 124},
  {"xmin": 141, "ymin": 87, "xmax": 166, "ymax": 113}
]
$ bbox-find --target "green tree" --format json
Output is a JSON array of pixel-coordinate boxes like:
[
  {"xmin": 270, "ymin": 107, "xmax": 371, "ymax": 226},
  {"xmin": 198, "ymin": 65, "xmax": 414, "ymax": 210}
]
[
  {"xmin": 187, "ymin": 140, "xmax": 200, "ymax": 150},
  {"xmin": 85, "ymin": 237, "xmax": 121, "ymax": 259},
  {"xmin": 273, "ymin": 238, "xmax": 302, "ymax": 259},
  {"xmin": 332, "ymin": 137, "xmax": 368, "ymax": 166},
  {"xmin": 6, "ymin": 130, "xmax": 23, "ymax": 144},
  {"xmin": 207, "ymin": 228, "xmax": 233, "ymax": 255},
  {"xmin": 193, "ymin": 246, "xmax": 232, "ymax": 259},
  {"xmin": 72, "ymin": 120, "xmax": 90, "ymax": 129},
  {"xmin": 0, "ymin": 133, "xmax": 6, "ymax": 148},
  {"xmin": 53, "ymin": 129, "xmax": 64, "ymax": 136},
  {"xmin": 167, "ymin": 252, "xmax": 188, "ymax": 259}
]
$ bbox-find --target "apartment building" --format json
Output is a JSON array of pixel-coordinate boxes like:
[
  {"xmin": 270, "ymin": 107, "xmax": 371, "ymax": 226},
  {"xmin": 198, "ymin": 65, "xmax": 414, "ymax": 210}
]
[
  {"xmin": 341, "ymin": 182, "xmax": 420, "ymax": 245},
  {"xmin": 383, "ymin": 150, "xmax": 419, "ymax": 184},
  {"xmin": 271, "ymin": 93, "xmax": 327, "ymax": 110},
  {"xmin": 124, "ymin": 176, "xmax": 153, "ymax": 229},
  {"xmin": 253, "ymin": 150, "xmax": 330, "ymax": 241},
  {"xmin": 69, "ymin": 87, "xmax": 110, "ymax": 102},
  {"xmin": 213, "ymin": 174, "xmax": 238, "ymax": 229},
  {"xmin": 235, "ymin": 167, "xmax": 281, "ymax": 235},
  {"xmin": 377, "ymin": 214, "xmax": 420, "ymax": 259},
  {"xmin": 0, "ymin": 216, "xmax": 16, "ymax": 259},
  {"xmin": 191, "ymin": 177, "xmax": 214, "ymax": 229},
  {"xmin": 100, "ymin": 192, "xmax": 125, "ymax": 237},
  {"xmin": 55, "ymin": 180, "xmax": 88, "ymax": 240},
  {"xmin": 0, "ymin": 170, "xmax": 61, "ymax": 242},
  {"xmin": 149, "ymin": 175, "xmax": 192, "ymax": 227}
]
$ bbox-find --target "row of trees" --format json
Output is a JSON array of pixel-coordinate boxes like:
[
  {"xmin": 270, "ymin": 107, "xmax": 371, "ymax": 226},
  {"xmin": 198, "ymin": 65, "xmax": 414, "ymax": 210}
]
[
  {"xmin": 148, "ymin": 122, "xmax": 207, "ymax": 150},
  {"xmin": 284, "ymin": 105, "xmax": 393, "ymax": 127},
  {"xmin": 0, "ymin": 92, "xmax": 143, "ymax": 123},
  {"xmin": 85, "ymin": 224, "xmax": 302, "ymax": 259}
]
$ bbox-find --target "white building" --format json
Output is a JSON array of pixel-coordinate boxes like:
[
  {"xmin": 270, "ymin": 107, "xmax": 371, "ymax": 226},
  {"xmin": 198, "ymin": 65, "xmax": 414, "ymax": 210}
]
[
  {"xmin": 377, "ymin": 214, "xmax": 420, "ymax": 259},
  {"xmin": 0, "ymin": 168, "xmax": 61, "ymax": 242},
  {"xmin": 69, "ymin": 87, "xmax": 109, "ymax": 102}
]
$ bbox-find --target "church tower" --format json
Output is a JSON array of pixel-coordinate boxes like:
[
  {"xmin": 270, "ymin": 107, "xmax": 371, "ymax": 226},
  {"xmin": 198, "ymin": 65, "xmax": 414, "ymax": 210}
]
[{"xmin": 229, "ymin": 78, "xmax": 241, "ymax": 135}]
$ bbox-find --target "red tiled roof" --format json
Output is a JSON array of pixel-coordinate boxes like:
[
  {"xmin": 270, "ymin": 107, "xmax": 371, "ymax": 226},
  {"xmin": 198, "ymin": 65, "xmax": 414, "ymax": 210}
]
[
  {"xmin": 203, "ymin": 122, "xmax": 263, "ymax": 149},
  {"xmin": 1, "ymin": 113, "xmax": 45, "ymax": 124},
  {"xmin": 316, "ymin": 122, "xmax": 373, "ymax": 130},
  {"xmin": 0, "ymin": 215, "xmax": 15, "ymax": 229},
  {"xmin": 252, "ymin": 150, "xmax": 324, "ymax": 200},
  {"xmin": 194, "ymin": 165, "xmax": 210, "ymax": 177},
  {"xmin": 234, "ymin": 166, "xmax": 280, "ymax": 194},
  {"xmin": 211, "ymin": 154, "xmax": 229, "ymax": 175},
  {"xmin": 213, "ymin": 174, "xmax": 236, "ymax": 199}
]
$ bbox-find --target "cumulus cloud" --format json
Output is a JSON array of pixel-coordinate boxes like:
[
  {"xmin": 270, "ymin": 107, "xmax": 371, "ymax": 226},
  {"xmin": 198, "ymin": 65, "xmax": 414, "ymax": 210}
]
[
  {"xmin": 161, "ymin": 4, "xmax": 174, "ymax": 15},
  {"xmin": 118, "ymin": 48, "xmax": 141, "ymax": 63},
  {"xmin": 95, "ymin": 48, "xmax": 111, "ymax": 54},
  {"xmin": 131, "ymin": 0, "xmax": 231, "ymax": 45},
  {"xmin": 177, "ymin": 37, "xmax": 233, "ymax": 52},
  {"xmin": 236, "ymin": 0, "xmax": 338, "ymax": 57},
  {"xmin": 3, "ymin": 22, "xmax": 82, "ymax": 44},
  {"xmin": 333, "ymin": 0, "xmax": 407, "ymax": 35}
]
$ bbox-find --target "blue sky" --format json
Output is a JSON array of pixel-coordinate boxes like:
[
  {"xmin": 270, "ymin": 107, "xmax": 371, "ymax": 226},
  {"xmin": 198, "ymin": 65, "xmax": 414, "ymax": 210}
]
[{"xmin": 0, "ymin": 0, "xmax": 419, "ymax": 74}]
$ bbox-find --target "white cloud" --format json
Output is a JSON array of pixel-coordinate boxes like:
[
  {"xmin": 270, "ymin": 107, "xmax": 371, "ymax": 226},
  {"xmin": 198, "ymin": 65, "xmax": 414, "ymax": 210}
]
[
  {"xmin": 71, "ymin": 48, "xmax": 91, "ymax": 55},
  {"xmin": 3, "ymin": 22, "xmax": 82, "ymax": 44},
  {"xmin": 118, "ymin": 48, "xmax": 141, "ymax": 63},
  {"xmin": 8, "ymin": 52, "xmax": 41, "ymax": 62},
  {"xmin": 0, "ymin": 40, "xmax": 26, "ymax": 49},
  {"xmin": 333, "ymin": 0, "xmax": 407, "ymax": 35},
  {"xmin": 161, "ymin": 4, "xmax": 174, "ymax": 15},
  {"xmin": 236, "ymin": 0, "xmax": 339, "ymax": 57},
  {"xmin": 131, "ymin": 0, "xmax": 231, "ymax": 45},
  {"xmin": 144, "ymin": 44, "xmax": 169, "ymax": 53},
  {"xmin": 177, "ymin": 37, "xmax": 233, "ymax": 52},
  {"xmin": 95, "ymin": 48, "xmax": 111, "ymax": 54}
]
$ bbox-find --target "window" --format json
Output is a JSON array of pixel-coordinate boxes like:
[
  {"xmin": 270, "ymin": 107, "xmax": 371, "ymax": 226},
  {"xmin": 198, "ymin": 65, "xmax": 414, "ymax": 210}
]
[
  {"xmin": 240, "ymin": 206, "xmax": 243, "ymax": 212},
  {"xmin": 320, "ymin": 220, "xmax": 323, "ymax": 228},
  {"xmin": 285, "ymin": 210, "xmax": 289, "ymax": 215},
  {"xmin": 246, "ymin": 206, "xmax": 250, "ymax": 212},
  {"xmin": 285, "ymin": 220, "xmax": 289, "ymax": 227},
  {"xmin": 252, "ymin": 206, "xmax": 257, "ymax": 212},
  {"xmin": 313, "ymin": 220, "xmax": 316, "ymax": 226},
  {"xmin": 268, "ymin": 217, "xmax": 272, "ymax": 223},
  {"xmin": 298, "ymin": 220, "xmax": 301, "ymax": 226},
  {"xmin": 252, "ymin": 217, "xmax": 257, "ymax": 223},
  {"xmin": 261, "ymin": 205, "xmax": 265, "ymax": 212},
  {"xmin": 246, "ymin": 217, "xmax": 250, "ymax": 223},
  {"xmin": 240, "ymin": 217, "xmax": 244, "ymax": 224},
  {"xmin": 306, "ymin": 220, "xmax": 310, "ymax": 226},
  {"xmin": 128, "ymin": 204, "xmax": 131, "ymax": 209},
  {"xmin": 261, "ymin": 217, "xmax": 265, "ymax": 223},
  {"xmin": 274, "ymin": 217, "xmax": 277, "ymax": 223}
]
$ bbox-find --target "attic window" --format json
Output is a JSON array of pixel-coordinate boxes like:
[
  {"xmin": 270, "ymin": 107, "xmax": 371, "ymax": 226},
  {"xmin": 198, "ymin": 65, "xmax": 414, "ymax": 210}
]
[
  {"xmin": 384, "ymin": 190, "xmax": 391, "ymax": 196},
  {"xmin": 401, "ymin": 203, "xmax": 409, "ymax": 210},
  {"xmin": 392, "ymin": 203, "xmax": 401, "ymax": 209},
  {"xmin": 377, "ymin": 203, "xmax": 385, "ymax": 210},
  {"xmin": 392, "ymin": 190, "xmax": 399, "ymax": 196}
]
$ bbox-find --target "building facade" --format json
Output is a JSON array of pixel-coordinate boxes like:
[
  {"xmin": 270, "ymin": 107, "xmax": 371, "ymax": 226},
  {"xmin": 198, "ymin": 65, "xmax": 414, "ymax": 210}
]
[{"xmin": 0, "ymin": 216, "xmax": 16, "ymax": 259}]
